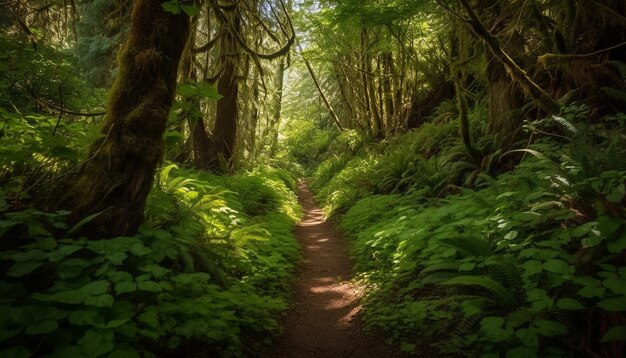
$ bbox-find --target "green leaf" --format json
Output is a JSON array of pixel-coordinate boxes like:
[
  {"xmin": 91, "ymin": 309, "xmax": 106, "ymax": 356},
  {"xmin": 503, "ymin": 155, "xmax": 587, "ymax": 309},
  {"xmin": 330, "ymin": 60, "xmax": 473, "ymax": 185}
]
[
  {"xmin": 542, "ymin": 259, "xmax": 569, "ymax": 274},
  {"xmin": 603, "ymin": 276, "xmax": 626, "ymax": 295},
  {"xmin": 480, "ymin": 316, "xmax": 513, "ymax": 342},
  {"xmin": 400, "ymin": 342, "xmax": 416, "ymax": 352},
  {"xmin": 515, "ymin": 327, "xmax": 538, "ymax": 347},
  {"xmin": 47, "ymin": 290, "xmax": 89, "ymax": 304},
  {"xmin": 441, "ymin": 248, "xmax": 456, "ymax": 257},
  {"xmin": 68, "ymin": 310, "xmax": 104, "ymax": 326},
  {"xmin": 138, "ymin": 281, "xmax": 162, "ymax": 292},
  {"xmin": 105, "ymin": 319, "xmax": 129, "ymax": 329},
  {"xmin": 607, "ymin": 234, "xmax": 626, "ymax": 254},
  {"xmin": 522, "ymin": 260, "xmax": 542, "ymax": 275},
  {"xmin": 459, "ymin": 262, "xmax": 476, "ymax": 271},
  {"xmin": 534, "ymin": 319, "xmax": 567, "ymax": 337},
  {"xmin": 67, "ymin": 211, "xmax": 107, "ymax": 234},
  {"xmin": 84, "ymin": 294, "xmax": 114, "ymax": 308},
  {"xmin": 48, "ymin": 245, "xmax": 82, "ymax": 261},
  {"xmin": 600, "ymin": 325, "xmax": 626, "ymax": 342},
  {"xmin": 115, "ymin": 282, "xmax": 137, "ymax": 295},
  {"xmin": 139, "ymin": 264, "xmax": 169, "ymax": 277},
  {"xmin": 555, "ymin": 298, "xmax": 584, "ymax": 310},
  {"xmin": 180, "ymin": 4, "xmax": 199, "ymax": 17},
  {"xmin": 106, "ymin": 252, "xmax": 127, "ymax": 265},
  {"xmin": 138, "ymin": 310, "xmax": 159, "ymax": 327},
  {"xmin": 177, "ymin": 84, "xmax": 196, "ymax": 96},
  {"xmin": 78, "ymin": 329, "xmax": 114, "ymax": 357},
  {"xmin": 578, "ymin": 286, "xmax": 605, "ymax": 298},
  {"xmin": 129, "ymin": 243, "xmax": 152, "ymax": 256},
  {"xmin": 81, "ymin": 280, "xmax": 110, "ymax": 295},
  {"xmin": 196, "ymin": 83, "xmax": 222, "ymax": 99},
  {"xmin": 12, "ymin": 250, "xmax": 45, "ymax": 262},
  {"xmin": 606, "ymin": 184, "xmax": 625, "ymax": 202},
  {"xmin": 25, "ymin": 320, "xmax": 58, "ymax": 335},
  {"xmin": 6, "ymin": 261, "xmax": 42, "ymax": 277},
  {"xmin": 598, "ymin": 297, "xmax": 626, "ymax": 311},
  {"xmin": 108, "ymin": 271, "xmax": 133, "ymax": 283},
  {"xmin": 161, "ymin": 1, "xmax": 181, "ymax": 14}
]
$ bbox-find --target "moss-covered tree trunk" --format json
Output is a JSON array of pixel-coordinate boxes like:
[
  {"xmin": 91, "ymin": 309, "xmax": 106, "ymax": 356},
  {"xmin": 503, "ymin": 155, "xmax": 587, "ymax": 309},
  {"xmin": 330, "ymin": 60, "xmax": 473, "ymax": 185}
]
[
  {"xmin": 209, "ymin": 5, "xmax": 241, "ymax": 172},
  {"xmin": 65, "ymin": 0, "xmax": 190, "ymax": 236}
]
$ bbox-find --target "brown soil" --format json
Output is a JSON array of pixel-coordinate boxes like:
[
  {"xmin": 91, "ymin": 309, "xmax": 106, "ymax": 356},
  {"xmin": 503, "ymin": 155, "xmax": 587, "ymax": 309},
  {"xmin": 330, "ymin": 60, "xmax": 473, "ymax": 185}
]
[{"xmin": 266, "ymin": 181, "xmax": 400, "ymax": 358}]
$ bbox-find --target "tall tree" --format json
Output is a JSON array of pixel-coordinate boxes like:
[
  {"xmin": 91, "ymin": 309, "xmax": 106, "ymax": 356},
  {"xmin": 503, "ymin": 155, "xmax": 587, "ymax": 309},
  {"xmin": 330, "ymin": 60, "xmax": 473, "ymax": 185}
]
[
  {"xmin": 64, "ymin": 0, "xmax": 190, "ymax": 236},
  {"xmin": 206, "ymin": 0, "xmax": 294, "ymax": 172}
]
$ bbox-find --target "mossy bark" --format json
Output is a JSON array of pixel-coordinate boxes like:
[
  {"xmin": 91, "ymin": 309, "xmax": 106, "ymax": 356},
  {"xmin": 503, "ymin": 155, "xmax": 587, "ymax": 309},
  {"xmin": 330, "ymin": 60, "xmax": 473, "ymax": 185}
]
[
  {"xmin": 65, "ymin": 0, "xmax": 190, "ymax": 236},
  {"xmin": 208, "ymin": 5, "xmax": 241, "ymax": 172}
]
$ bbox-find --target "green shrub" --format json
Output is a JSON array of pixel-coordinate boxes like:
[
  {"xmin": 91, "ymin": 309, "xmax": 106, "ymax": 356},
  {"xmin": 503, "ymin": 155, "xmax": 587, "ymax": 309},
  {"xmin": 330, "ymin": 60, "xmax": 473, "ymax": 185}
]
[
  {"xmin": 0, "ymin": 164, "xmax": 301, "ymax": 357},
  {"xmin": 313, "ymin": 111, "xmax": 626, "ymax": 357}
]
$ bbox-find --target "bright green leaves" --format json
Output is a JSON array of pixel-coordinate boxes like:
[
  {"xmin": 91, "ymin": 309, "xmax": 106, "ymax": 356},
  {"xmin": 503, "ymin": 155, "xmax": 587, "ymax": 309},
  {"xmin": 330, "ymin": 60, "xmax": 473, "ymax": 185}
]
[
  {"xmin": 177, "ymin": 82, "xmax": 222, "ymax": 99},
  {"xmin": 326, "ymin": 131, "xmax": 626, "ymax": 358},
  {"xmin": 161, "ymin": 0, "xmax": 199, "ymax": 17}
]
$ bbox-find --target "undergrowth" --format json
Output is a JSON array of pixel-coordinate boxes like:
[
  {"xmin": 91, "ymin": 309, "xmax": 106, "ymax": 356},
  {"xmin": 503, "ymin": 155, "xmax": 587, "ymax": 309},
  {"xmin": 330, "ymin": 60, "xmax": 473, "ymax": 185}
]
[
  {"xmin": 311, "ymin": 108, "xmax": 626, "ymax": 357},
  {"xmin": 0, "ymin": 164, "xmax": 301, "ymax": 357}
]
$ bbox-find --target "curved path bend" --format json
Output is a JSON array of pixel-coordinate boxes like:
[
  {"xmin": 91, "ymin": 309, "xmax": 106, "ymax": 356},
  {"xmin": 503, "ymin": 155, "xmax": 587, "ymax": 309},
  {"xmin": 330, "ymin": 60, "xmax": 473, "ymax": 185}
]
[{"xmin": 267, "ymin": 181, "xmax": 399, "ymax": 358}]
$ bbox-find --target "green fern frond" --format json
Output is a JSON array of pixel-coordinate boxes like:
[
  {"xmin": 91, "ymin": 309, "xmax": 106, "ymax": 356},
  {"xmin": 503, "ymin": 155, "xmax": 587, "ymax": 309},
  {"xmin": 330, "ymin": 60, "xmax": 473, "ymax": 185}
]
[
  {"xmin": 530, "ymin": 200, "xmax": 564, "ymax": 212},
  {"xmin": 552, "ymin": 116, "xmax": 580, "ymax": 135},
  {"xmin": 441, "ymin": 275, "xmax": 516, "ymax": 310},
  {"xmin": 420, "ymin": 262, "xmax": 461, "ymax": 275}
]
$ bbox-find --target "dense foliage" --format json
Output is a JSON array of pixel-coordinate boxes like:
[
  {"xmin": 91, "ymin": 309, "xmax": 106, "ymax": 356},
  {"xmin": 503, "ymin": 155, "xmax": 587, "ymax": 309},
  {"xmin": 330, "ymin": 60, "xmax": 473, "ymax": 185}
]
[
  {"xmin": 0, "ymin": 163, "xmax": 300, "ymax": 357},
  {"xmin": 2, "ymin": 0, "xmax": 626, "ymax": 356},
  {"xmin": 0, "ymin": 21, "xmax": 301, "ymax": 356},
  {"xmin": 308, "ymin": 105, "xmax": 626, "ymax": 356}
]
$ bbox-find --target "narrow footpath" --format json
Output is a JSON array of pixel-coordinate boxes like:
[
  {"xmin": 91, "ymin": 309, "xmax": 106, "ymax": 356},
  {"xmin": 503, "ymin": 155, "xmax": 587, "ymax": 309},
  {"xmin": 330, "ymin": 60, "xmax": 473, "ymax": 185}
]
[{"xmin": 268, "ymin": 181, "xmax": 399, "ymax": 358}]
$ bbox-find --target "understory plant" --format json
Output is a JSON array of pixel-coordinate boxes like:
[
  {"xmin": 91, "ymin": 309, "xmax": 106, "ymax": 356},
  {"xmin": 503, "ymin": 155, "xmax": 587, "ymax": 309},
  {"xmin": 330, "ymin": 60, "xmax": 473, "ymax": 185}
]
[
  {"xmin": 315, "ymin": 112, "xmax": 626, "ymax": 357},
  {"xmin": 0, "ymin": 164, "xmax": 301, "ymax": 357}
]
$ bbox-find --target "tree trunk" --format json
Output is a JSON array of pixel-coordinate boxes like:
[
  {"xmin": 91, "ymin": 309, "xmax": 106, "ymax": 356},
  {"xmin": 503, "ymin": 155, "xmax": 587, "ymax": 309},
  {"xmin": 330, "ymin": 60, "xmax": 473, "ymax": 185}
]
[
  {"xmin": 487, "ymin": 52, "xmax": 524, "ymax": 137},
  {"xmin": 269, "ymin": 59, "xmax": 285, "ymax": 156},
  {"xmin": 209, "ymin": 5, "xmax": 241, "ymax": 171},
  {"xmin": 65, "ymin": 0, "xmax": 190, "ymax": 236},
  {"xmin": 382, "ymin": 52, "xmax": 395, "ymax": 131},
  {"xmin": 454, "ymin": 73, "xmax": 482, "ymax": 164},
  {"xmin": 457, "ymin": 0, "xmax": 561, "ymax": 115},
  {"xmin": 301, "ymin": 52, "xmax": 344, "ymax": 132},
  {"xmin": 181, "ymin": 28, "xmax": 213, "ymax": 170}
]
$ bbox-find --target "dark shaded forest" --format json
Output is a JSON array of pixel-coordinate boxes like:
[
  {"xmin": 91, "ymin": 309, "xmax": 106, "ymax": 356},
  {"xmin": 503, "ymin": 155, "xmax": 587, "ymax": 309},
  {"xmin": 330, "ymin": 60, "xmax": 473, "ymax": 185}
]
[{"xmin": 0, "ymin": 0, "xmax": 625, "ymax": 357}]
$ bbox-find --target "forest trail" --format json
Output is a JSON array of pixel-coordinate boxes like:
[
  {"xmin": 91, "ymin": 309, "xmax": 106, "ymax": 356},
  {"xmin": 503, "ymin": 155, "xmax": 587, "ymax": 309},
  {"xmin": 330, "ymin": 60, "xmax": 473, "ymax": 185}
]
[{"xmin": 268, "ymin": 181, "xmax": 399, "ymax": 358}]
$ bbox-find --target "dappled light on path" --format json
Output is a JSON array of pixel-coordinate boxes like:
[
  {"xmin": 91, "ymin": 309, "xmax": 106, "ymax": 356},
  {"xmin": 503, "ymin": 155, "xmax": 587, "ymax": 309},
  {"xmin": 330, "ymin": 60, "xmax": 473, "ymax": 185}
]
[{"xmin": 268, "ymin": 181, "xmax": 399, "ymax": 358}]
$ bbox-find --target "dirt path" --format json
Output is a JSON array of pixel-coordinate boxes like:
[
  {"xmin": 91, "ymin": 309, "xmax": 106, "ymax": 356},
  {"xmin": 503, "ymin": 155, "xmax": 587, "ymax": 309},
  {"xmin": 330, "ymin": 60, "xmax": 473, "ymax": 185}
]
[{"xmin": 267, "ymin": 181, "xmax": 399, "ymax": 358}]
